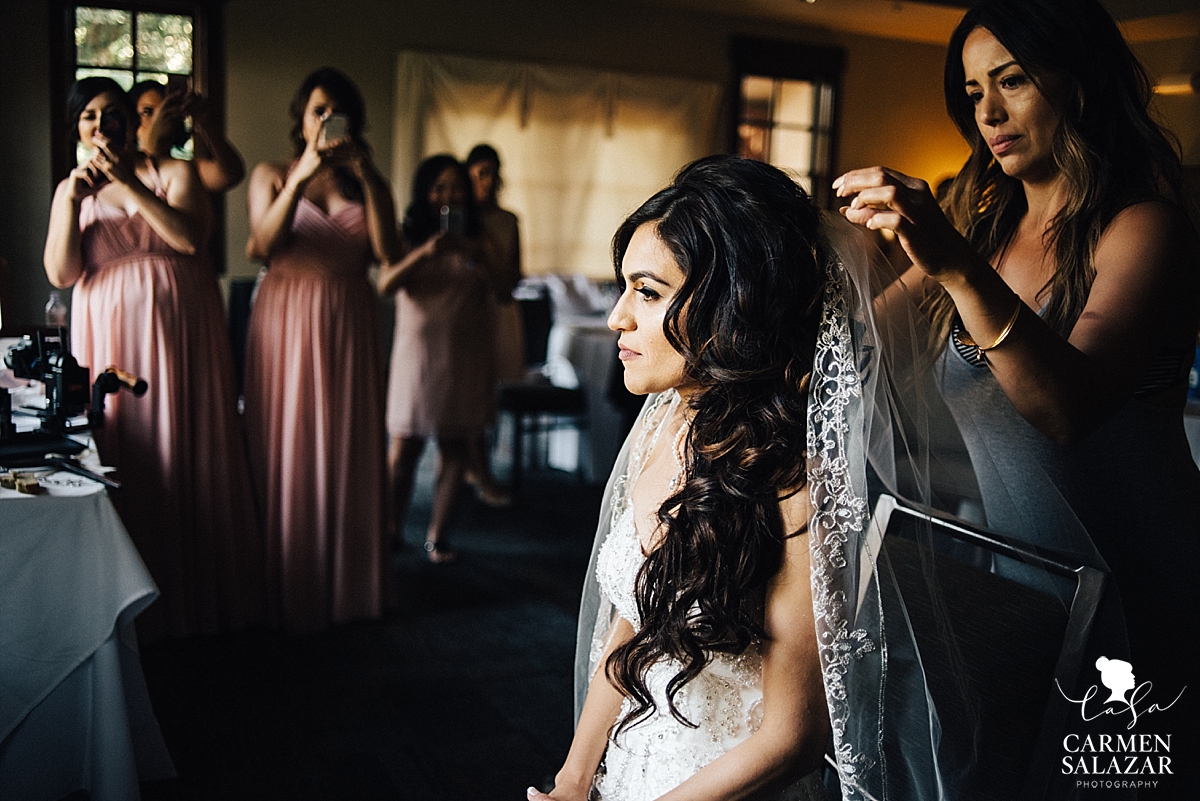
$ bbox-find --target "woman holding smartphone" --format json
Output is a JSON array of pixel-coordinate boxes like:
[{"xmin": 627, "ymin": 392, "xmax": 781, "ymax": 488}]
[
  {"xmin": 244, "ymin": 67, "xmax": 400, "ymax": 631},
  {"xmin": 379, "ymin": 154, "xmax": 504, "ymax": 563},
  {"xmin": 129, "ymin": 76, "xmax": 246, "ymax": 195},
  {"xmin": 43, "ymin": 76, "xmax": 263, "ymax": 640}
]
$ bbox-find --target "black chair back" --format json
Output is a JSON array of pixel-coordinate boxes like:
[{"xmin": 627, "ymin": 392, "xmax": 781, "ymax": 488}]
[
  {"xmin": 872, "ymin": 494, "xmax": 1105, "ymax": 800},
  {"xmin": 518, "ymin": 292, "xmax": 553, "ymax": 369}
]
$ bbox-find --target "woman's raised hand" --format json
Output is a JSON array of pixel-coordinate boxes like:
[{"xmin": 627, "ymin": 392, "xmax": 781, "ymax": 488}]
[
  {"xmin": 833, "ymin": 166, "xmax": 975, "ymax": 281},
  {"xmin": 66, "ymin": 160, "xmax": 105, "ymax": 201},
  {"xmin": 89, "ymin": 134, "xmax": 137, "ymax": 188},
  {"xmin": 324, "ymin": 138, "xmax": 370, "ymax": 178},
  {"xmin": 290, "ymin": 128, "xmax": 328, "ymax": 187},
  {"xmin": 326, "ymin": 139, "xmax": 393, "ymax": 198}
]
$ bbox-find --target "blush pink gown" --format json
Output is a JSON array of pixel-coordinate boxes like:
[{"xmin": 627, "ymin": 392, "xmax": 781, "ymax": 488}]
[
  {"xmin": 72, "ymin": 159, "xmax": 265, "ymax": 640},
  {"xmin": 386, "ymin": 246, "xmax": 495, "ymax": 438},
  {"xmin": 242, "ymin": 195, "xmax": 387, "ymax": 632}
]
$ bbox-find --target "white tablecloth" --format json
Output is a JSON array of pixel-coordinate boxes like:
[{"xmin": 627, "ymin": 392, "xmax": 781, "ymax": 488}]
[
  {"xmin": 544, "ymin": 317, "xmax": 625, "ymax": 483},
  {"xmin": 0, "ymin": 486, "xmax": 174, "ymax": 800}
]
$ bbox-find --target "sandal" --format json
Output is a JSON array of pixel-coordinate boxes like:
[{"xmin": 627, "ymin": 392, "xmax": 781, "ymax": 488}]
[
  {"xmin": 465, "ymin": 473, "xmax": 513, "ymax": 508},
  {"xmin": 424, "ymin": 540, "xmax": 458, "ymax": 564}
]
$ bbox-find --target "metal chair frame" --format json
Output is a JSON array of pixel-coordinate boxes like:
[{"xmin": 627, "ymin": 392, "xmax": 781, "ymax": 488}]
[{"xmin": 870, "ymin": 493, "xmax": 1107, "ymax": 800}]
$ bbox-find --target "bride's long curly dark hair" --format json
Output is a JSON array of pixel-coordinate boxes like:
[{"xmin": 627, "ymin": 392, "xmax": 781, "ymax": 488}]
[{"xmin": 607, "ymin": 156, "xmax": 828, "ymax": 733}]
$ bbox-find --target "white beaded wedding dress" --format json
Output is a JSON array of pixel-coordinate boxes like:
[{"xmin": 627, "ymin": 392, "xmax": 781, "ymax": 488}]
[
  {"xmin": 574, "ymin": 214, "xmax": 1073, "ymax": 800},
  {"xmin": 588, "ymin": 393, "xmax": 826, "ymax": 801}
]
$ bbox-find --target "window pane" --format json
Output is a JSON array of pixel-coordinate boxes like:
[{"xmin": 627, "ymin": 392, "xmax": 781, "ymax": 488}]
[
  {"xmin": 737, "ymin": 123, "xmax": 770, "ymax": 162},
  {"xmin": 75, "ymin": 7, "xmax": 132, "ymax": 68},
  {"xmin": 136, "ymin": 12, "xmax": 193, "ymax": 74},
  {"xmin": 740, "ymin": 75, "xmax": 773, "ymax": 123},
  {"xmin": 135, "ymin": 72, "xmax": 171, "ymax": 86},
  {"xmin": 75, "ymin": 66, "xmax": 135, "ymax": 90},
  {"xmin": 768, "ymin": 127, "xmax": 812, "ymax": 175},
  {"xmin": 775, "ymin": 79, "xmax": 814, "ymax": 127}
]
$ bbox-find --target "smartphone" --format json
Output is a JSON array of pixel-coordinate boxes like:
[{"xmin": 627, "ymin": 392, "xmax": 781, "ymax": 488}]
[
  {"xmin": 439, "ymin": 205, "xmax": 466, "ymax": 235},
  {"xmin": 94, "ymin": 108, "xmax": 127, "ymax": 164},
  {"xmin": 319, "ymin": 113, "xmax": 349, "ymax": 148}
]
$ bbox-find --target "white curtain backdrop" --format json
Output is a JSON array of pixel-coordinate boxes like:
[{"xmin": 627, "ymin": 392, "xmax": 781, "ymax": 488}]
[{"xmin": 392, "ymin": 51, "xmax": 723, "ymax": 278}]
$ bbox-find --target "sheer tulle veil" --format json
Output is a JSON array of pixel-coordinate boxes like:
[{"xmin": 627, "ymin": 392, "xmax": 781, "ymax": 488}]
[{"xmin": 574, "ymin": 212, "xmax": 1092, "ymax": 799}]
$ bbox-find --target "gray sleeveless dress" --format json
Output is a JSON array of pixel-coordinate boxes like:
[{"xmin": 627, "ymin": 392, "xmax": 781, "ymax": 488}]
[{"xmin": 937, "ymin": 334, "xmax": 1199, "ymax": 707}]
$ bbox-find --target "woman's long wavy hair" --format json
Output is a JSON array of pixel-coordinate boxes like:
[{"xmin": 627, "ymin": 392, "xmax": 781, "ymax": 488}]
[
  {"xmin": 288, "ymin": 66, "xmax": 368, "ymax": 202},
  {"xmin": 933, "ymin": 0, "xmax": 1184, "ymax": 341},
  {"xmin": 606, "ymin": 155, "xmax": 828, "ymax": 733}
]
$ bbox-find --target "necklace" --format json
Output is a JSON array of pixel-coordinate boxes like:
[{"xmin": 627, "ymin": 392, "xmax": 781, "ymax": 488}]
[{"xmin": 627, "ymin": 390, "xmax": 691, "ymax": 492}]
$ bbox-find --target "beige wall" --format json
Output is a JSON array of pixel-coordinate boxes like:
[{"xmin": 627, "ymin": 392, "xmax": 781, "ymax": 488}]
[
  {"xmin": 0, "ymin": 1, "xmax": 56, "ymax": 329},
  {"xmin": 0, "ymin": 0, "xmax": 970, "ymax": 324},
  {"xmin": 838, "ymin": 34, "xmax": 971, "ymax": 190},
  {"xmin": 222, "ymin": 0, "xmax": 965, "ymax": 282},
  {"xmin": 1132, "ymin": 36, "xmax": 1200, "ymax": 163}
]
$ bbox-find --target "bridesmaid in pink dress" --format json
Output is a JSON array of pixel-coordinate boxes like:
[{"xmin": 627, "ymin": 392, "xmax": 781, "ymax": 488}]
[
  {"xmin": 244, "ymin": 68, "xmax": 400, "ymax": 632},
  {"xmin": 43, "ymin": 77, "xmax": 264, "ymax": 639},
  {"xmin": 379, "ymin": 155, "xmax": 507, "ymax": 564}
]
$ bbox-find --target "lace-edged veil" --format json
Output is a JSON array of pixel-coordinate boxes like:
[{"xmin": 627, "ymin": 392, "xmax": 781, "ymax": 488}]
[{"xmin": 573, "ymin": 213, "xmax": 1094, "ymax": 800}]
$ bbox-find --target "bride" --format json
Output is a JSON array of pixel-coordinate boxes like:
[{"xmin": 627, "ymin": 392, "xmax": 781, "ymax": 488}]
[
  {"xmin": 532, "ymin": 155, "xmax": 996, "ymax": 800},
  {"xmin": 533, "ymin": 156, "xmax": 864, "ymax": 801}
]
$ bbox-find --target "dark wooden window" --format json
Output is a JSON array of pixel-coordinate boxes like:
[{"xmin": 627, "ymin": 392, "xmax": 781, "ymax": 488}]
[{"xmin": 730, "ymin": 37, "xmax": 845, "ymax": 208}]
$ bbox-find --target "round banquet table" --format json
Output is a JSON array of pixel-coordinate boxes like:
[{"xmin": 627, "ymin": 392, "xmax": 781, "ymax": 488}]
[{"xmin": 0, "ymin": 478, "xmax": 174, "ymax": 800}]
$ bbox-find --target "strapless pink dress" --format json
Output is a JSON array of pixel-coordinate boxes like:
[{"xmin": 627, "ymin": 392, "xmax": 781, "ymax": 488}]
[
  {"xmin": 72, "ymin": 159, "xmax": 265, "ymax": 639},
  {"xmin": 242, "ymin": 195, "xmax": 387, "ymax": 632}
]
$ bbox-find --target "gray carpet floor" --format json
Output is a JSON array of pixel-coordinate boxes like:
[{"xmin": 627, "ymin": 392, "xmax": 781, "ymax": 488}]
[{"xmin": 139, "ymin": 444, "xmax": 603, "ymax": 801}]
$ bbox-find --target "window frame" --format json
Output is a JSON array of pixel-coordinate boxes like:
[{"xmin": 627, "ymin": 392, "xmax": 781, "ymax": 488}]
[
  {"xmin": 729, "ymin": 37, "xmax": 845, "ymax": 209},
  {"xmin": 49, "ymin": 0, "xmax": 229, "ymax": 266}
]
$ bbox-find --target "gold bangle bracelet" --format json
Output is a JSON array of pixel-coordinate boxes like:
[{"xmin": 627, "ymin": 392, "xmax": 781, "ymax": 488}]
[
  {"xmin": 955, "ymin": 301, "xmax": 1023, "ymax": 352},
  {"xmin": 978, "ymin": 302, "xmax": 1022, "ymax": 351}
]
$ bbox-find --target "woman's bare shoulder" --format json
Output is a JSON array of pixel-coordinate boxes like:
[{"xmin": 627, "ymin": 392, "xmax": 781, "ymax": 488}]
[
  {"xmin": 1102, "ymin": 199, "xmax": 1195, "ymax": 247},
  {"xmin": 249, "ymin": 160, "xmax": 290, "ymax": 185},
  {"xmin": 152, "ymin": 155, "xmax": 198, "ymax": 180},
  {"xmin": 1094, "ymin": 199, "xmax": 1199, "ymax": 280}
]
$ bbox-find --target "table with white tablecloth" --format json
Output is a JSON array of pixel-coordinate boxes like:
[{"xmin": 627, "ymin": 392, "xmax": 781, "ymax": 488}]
[
  {"xmin": 0, "ymin": 480, "xmax": 174, "ymax": 801},
  {"xmin": 543, "ymin": 316, "xmax": 628, "ymax": 483}
]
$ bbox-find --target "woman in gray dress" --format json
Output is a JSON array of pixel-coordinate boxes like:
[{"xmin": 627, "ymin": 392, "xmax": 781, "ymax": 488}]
[{"xmin": 835, "ymin": 0, "xmax": 1199, "ymax": 774}]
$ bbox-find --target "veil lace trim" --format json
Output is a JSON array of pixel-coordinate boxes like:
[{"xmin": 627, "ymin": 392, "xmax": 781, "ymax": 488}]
[{"xmin": 807, "ymin": 250, "xmax": 881, "ymax": 798}]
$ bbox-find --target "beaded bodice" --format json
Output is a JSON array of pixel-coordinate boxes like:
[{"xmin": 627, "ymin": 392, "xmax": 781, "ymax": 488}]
[
  {"xmin": 591, "ymin": 391, "xmax": 777, "ymax": 800},
  {"xmin": 593, "ymin": 499, "xmax": 768, "ymax": 801}
]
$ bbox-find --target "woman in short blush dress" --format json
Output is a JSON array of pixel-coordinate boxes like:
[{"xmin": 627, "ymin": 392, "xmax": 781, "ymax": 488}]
[
  {"xmin": 244, "ymin": 67, "xmax": 400, "ymax": 631},
  {"xmin": 379, "ymin": 154, "xmax": 503, "ymax": 563}
]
